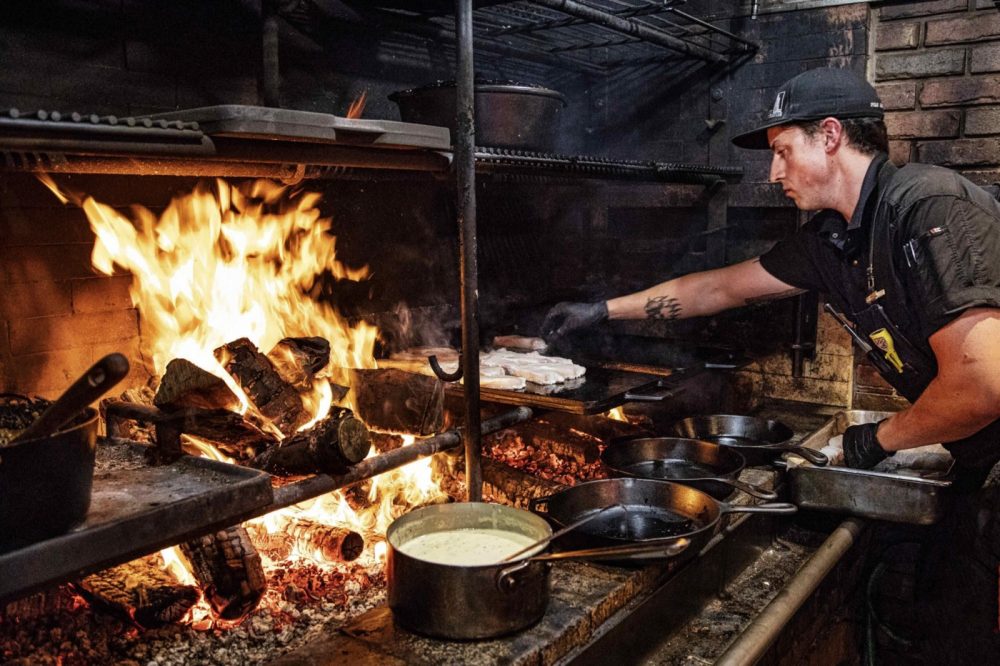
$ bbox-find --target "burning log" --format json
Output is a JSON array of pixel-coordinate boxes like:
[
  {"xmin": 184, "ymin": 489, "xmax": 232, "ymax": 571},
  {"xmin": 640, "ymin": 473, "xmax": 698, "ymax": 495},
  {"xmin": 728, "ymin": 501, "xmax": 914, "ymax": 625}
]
[
  {"xmin": 267, "ymin": 517, "xmax": 363, "ymax": 563},
  {"xmin": 266, "ymin": 337, "xmax": 330, "ymax": 390},
  {"xmin": 249, "ymin": 407, "xmax": 371, "ymax": 475},
  {"xmin": 178, "ymin": 526, "xmax": 266, "ymax": 622},
  {"xmin": 153, "ymin": 358, "xmax": 242, "ymax": 412},
  {"xmin": 538, "ymin": 411, "xmax": 651, "ymax": 442},
  {"xmin": 350, "ymin": 368, "xmax": 444, "ymax": 435},
  {"xmin": 74, "ymin": 556, "xmax": 200, "ymax": 629},
  {"xmin": 216, "ymin": 338, "xmax": 309, "ymax": 436},
  {"xmin": 482, "ymin": 458, "xmax": 565, "ymax": 510}
]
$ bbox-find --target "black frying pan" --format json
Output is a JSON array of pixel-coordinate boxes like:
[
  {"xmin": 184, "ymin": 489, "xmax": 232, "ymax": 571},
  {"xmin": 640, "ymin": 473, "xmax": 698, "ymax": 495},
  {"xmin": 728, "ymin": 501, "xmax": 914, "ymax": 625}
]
[
  {"xmin": 671, "ymin": 415, "xmax": 829, "ymax": 466},
  {"xmin": 0, "ymin": 354, "xmax": 129, "ymax": 552},
  {"xmin": 601, "ymin": 436, "xmax": 778, "ymax": 501},
  {"xmin": 529, "ymin": 478, "xmax": 796, "ymax": 557}
]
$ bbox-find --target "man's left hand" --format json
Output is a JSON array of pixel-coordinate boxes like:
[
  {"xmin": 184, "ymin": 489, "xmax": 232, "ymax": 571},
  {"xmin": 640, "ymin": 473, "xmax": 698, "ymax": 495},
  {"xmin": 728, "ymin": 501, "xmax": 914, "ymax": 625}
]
[{"xmin": 843, "ymin": 421, "xmax": 891, "ymax": 469}]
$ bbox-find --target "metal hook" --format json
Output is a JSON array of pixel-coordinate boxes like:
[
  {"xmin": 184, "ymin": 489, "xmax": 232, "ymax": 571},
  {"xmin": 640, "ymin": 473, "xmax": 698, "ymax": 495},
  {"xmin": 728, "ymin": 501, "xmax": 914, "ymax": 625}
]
[{"xmin": 428, "ymin": 354, "xmax": 463, "ymax": 382}]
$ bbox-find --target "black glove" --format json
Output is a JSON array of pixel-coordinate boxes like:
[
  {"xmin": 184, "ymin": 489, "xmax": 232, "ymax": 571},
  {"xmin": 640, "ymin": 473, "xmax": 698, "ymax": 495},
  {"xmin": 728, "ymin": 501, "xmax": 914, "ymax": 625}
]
[
  {"xmin": 842, "ymin": 420, "xmax": 892, "ymax": 469},
  {"xmin": 541, "ymin": 301, "xmax": 609, "ymax": 341}
]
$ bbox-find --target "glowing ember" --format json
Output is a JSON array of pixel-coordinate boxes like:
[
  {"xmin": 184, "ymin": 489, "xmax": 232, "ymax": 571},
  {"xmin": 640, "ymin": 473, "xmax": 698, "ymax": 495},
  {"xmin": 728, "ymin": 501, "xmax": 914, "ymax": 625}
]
[
  {"xmin": 346, "ymin": 90, "xmax": 368, "ymax": 119},
  {"xmin": 606, "ymin": 407, "xmax": 628, "ymax": 422}
]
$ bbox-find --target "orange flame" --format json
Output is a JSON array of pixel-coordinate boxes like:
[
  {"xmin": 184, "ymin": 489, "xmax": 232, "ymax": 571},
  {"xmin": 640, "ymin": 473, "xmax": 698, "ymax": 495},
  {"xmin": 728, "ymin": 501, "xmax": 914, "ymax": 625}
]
[
  {"xmin": 346, "ymin": 90, "xmax": 368, "ymax": 119},
  {"xmin": 38, "ymin": 174, "xmax": 449, "ymax": 627},
  {"xmin": 606, "ymin": 407, "xmax": 628, "ymax": 422}
]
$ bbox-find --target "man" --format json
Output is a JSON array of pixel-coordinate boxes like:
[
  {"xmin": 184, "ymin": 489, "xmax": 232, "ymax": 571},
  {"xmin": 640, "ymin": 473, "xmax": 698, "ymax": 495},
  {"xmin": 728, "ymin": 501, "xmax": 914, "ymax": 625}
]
[{"xmin": 543, "ymin": 68, "xmax": 1000, "ymax": 658}]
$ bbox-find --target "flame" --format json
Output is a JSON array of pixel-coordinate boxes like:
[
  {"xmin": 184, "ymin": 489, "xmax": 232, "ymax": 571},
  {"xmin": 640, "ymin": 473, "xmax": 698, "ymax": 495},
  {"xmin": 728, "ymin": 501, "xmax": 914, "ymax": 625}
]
[
  {"xmin": 346, "ymin": 90, "xmax": 368, "ymax": 119},
  {"xmin": 39, "ymin": 174, "xmax": 450, "ymax": 627},
  {"xmin": 606, "ymin": 407, "xmax": 628, "ymax": 422}
]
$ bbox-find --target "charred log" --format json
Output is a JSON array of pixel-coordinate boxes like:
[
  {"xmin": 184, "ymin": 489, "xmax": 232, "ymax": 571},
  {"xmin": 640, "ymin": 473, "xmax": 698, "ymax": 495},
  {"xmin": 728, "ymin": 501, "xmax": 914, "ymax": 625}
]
[
  {"xmin": 215, "ymin": 338, "xmax": 309, "ymax": 436},
  {"xmin": 153, "ymin": 358, "xmax": 241, "ymax": 412},
  {"xmin": 266, "ymin": 337, "xmax": 330, "ymax": 390},
  {"xmin": 74, "ymin": 556, "xmax": 200, "ymax": 629},
  {"xmin": 249, "ymin": 408, "xmax": 371, "ymax": 475},
  {"xmin": 178, "ymin": 526, "xmax": 266, "ymax": 622},
  {"xmin": 277, "ymin": 517, "xmax": 363, "ymax": 563},
  {"xmin": 489, "ymin": 419, "xmax": 602, "ymax": 464},
  {"xmin": 350, "ymin": 368, "xmax": 444, "ymax": 435},
  {"xmin": 537, "ymin": 411, "xmax": 651, "ymax": 442},
  {"xmin": 482, "ymin": 458, "xmax": 565, "ymax": 510}
]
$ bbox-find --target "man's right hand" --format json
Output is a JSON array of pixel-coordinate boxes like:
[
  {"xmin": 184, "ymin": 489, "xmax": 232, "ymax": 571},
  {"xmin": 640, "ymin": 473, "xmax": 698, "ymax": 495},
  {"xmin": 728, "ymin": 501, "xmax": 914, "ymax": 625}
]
[{"xmin": 541, "ymin": 301, "xmax": 609, "ymax": 341}]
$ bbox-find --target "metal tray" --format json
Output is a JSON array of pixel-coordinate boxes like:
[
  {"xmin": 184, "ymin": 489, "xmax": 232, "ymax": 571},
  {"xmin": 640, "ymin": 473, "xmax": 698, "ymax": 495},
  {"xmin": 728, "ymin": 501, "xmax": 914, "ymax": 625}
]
[
  {"xmin": 144, "ymin": 105, "xmax": 451, "ymax": 149},
  {"xmin": 461, "ymin": 365, "xmax": 671, "ymax": 415},
  {"xmin": 788, "ymin": 410, "xmax": 955, "ymax": 525},
  {"xmin": 0, "ymin": 446, "xmax": 274, "ymax": 604}
]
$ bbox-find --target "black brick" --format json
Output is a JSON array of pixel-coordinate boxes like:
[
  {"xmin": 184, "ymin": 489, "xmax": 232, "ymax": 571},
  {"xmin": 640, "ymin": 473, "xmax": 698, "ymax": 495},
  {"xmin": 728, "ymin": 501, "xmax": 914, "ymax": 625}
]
[
  {"xmin": 875, "ymin": 49, "xmax": 966, "ymax": 80},
  {"xmin": 880, "ymin": 0, "xmax": 968, "ymax": 20}
]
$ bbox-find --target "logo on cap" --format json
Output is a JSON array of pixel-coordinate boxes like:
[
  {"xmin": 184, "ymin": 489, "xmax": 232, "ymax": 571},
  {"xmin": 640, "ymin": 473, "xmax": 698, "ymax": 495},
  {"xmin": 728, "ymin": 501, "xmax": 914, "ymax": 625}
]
[{"xmin": 768, "ymin": 91, "xmax": 786, "ymax": 119}]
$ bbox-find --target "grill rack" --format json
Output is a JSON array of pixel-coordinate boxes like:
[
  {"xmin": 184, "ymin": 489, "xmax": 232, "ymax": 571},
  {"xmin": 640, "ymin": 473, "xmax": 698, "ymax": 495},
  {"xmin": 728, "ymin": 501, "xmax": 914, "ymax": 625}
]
[{"xmin": 381, "ymin": 0, "xmax": 757, "ymax": 72}]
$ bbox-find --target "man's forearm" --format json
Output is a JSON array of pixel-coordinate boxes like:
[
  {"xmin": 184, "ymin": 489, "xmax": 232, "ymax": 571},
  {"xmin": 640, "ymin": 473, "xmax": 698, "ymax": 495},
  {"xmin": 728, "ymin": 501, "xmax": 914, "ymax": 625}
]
[
  {"xmin": 606, "ymin": 273, "xmax": 728, "ymax": 321},
  {"xmin": 878, "ymin": 376, "xmax": 1000, "ymax": 451}
]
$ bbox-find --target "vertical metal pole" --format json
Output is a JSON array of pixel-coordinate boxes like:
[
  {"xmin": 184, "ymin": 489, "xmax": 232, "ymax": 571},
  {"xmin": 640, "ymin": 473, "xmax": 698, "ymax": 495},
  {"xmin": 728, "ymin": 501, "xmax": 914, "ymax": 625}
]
[
  {"xmin": 455, "ymin": 0, "xmax": 482, "ymax": 502},
  {"xmin": 261, "ymin": 0, "xmax": 282, "ymax": 107}
]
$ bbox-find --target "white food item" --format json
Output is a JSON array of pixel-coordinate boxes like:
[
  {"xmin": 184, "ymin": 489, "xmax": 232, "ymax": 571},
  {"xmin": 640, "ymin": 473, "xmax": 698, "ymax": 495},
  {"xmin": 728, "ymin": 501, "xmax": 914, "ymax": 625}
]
[
  {"xmin": 400, "ymin": 528, "xmax": 540, "ymax": 565},
  {"xmin": 383, "ymin": 347, "xmax": 586, "ymax": 388},
  {"xmin": 480, "ymin": 376, "xmax": 528, "ymax": 390}
]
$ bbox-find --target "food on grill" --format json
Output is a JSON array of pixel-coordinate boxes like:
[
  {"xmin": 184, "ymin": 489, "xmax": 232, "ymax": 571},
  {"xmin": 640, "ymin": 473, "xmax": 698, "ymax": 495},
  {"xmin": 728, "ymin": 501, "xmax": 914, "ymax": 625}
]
[
  {"xmin": 399, "ymin": 528, "xmax": 540, "ymax": 565},
  {"xmin": 380, "ymin": 346, "xmax": 585, "ymax": 387},
  {"xmin": 492, "ymin": 335, "xmax": 548, "ymax": 352},
  {"xmin": 0, "ymin": 395, "xmax": 52, "ymax": 447}
]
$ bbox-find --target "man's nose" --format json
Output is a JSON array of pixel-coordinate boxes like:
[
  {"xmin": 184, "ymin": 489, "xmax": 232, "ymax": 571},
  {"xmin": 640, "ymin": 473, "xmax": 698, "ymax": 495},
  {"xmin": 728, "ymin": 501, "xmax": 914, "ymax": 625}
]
[{"xmin": 769, "ymin": 156, "xmax": 783, "ymax": 183}]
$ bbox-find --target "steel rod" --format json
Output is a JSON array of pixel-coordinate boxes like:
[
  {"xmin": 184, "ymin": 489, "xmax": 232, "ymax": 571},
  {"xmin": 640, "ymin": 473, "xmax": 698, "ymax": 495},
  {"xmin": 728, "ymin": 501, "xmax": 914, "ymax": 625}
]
[
  {"xmin": 529, "ymin": 0, "xmax": 726, "ymax": 64},
  {"xmin": 270, "ymin": 406, "xmax": 532, "ymax": 508},
  {"xmin": 455, "ymin": 0, "xmax": 483, "ymax": 503},
  {"xmin": 715, "ymin": 518, "xmax": 866, "ymax": 665}
]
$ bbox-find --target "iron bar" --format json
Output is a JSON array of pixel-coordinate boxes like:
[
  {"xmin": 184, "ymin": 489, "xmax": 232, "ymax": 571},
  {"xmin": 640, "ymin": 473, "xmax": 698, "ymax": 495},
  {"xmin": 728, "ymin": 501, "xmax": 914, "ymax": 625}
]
[
  {"xmin": 484, "ymin": 0, "xmax": 682, "ymax": 37},
  {"xmin": 528, "ymin": 0, "xmax": 726, "ymax": 64},
  {"xmin": 666, "ymin": 6, "xmax": 758, "ymax": 51},
  {"xmin": 270, "ymin": 407, "xmax": 532, "ymax": 508},
  {"xmin": 455, "ymin": 0, "xmax": 483, "ymax": 503}
]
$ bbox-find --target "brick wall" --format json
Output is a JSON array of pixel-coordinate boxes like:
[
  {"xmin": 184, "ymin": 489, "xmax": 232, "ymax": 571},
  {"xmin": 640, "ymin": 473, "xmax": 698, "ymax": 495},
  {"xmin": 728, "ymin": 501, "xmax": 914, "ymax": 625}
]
[{"xmin": 860, "ymin": 0, "xmax": 1000, "ymax": 410}]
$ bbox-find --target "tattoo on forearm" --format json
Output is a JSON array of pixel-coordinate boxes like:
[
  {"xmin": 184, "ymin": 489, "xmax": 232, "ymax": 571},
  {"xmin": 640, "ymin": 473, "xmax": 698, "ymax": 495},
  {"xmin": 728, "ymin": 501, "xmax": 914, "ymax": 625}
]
[
  {"xmin": 744, "ymin": 288, "xmax": 806, "ymax": 305},
  {"xmin": 645, "ymin": 296, "xmax": 683, "ymax": 320}
]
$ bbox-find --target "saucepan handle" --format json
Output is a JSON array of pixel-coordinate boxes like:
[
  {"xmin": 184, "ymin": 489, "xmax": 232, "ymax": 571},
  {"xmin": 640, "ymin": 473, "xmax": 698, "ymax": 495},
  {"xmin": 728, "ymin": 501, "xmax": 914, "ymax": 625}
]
[
  {"xmin": 720, "ymin": 502, "xmax": 798, "ymax": 516},
  {"xmin": 712, "ymin": 477, "xmax": 779, "ymax": 501}
]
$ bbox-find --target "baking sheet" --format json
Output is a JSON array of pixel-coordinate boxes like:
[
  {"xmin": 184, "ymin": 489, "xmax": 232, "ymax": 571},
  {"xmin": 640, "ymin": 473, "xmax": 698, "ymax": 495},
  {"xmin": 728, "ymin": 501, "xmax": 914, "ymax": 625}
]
[
  {"xmin": 144, "ymin": 105, "xmax": 451, "ymax": 149},
  {"xmin": 0, "ymin": 445, "xmax": 273, "ymax": 604},
  {"xmin": 788, "ymin": 410, "xmax": 954, "ymax": 525}
]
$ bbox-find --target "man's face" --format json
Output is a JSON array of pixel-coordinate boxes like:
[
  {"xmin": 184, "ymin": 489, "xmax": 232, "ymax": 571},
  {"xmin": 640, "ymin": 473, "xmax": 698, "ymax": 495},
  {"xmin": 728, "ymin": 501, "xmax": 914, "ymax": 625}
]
[{"xmin": 767, "ymin": 124, "xmax": 830, "ymax": 211}]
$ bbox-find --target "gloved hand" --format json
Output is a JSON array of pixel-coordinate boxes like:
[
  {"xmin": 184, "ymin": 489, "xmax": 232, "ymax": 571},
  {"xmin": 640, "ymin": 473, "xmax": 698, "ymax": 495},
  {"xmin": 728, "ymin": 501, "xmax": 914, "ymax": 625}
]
[
  {"xmin": 843, "ymin": 420, "xmax": 892, "ymax": 469},
  {"xmin": 541, "ymin": 301, "xmax": 608, "ymax": 341}
]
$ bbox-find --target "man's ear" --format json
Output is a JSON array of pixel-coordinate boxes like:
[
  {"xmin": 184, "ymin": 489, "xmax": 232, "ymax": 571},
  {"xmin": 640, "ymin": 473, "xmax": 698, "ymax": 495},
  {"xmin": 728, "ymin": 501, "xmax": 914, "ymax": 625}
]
[{"xmin": 820, "ymin": 117, "xmax": 844, "ymax": 152}]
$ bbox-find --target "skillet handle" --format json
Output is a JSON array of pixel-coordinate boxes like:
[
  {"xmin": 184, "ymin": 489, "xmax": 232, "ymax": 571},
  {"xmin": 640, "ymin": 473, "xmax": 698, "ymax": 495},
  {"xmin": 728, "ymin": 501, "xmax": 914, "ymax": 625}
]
[
  {"xmin": 721, "ymin": 502, "xmax": 798, "ymax": 516},
  {"xmin": 528, "ymin": 496, "xmax": 550, "ymax": 514},
  {"xmin": 715, "ymin": 477, "xmax": 779, "ymax": 501},
  {"xmin": 784, "ymin": 445, "xmax": 829, "ymax": 466}
]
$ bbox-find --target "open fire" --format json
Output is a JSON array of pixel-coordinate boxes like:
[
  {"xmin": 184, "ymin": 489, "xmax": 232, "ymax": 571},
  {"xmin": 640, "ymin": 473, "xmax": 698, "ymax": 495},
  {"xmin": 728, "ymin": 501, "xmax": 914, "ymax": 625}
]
[{"xmin": 33, "ymin": 174, "xmax": 451, "ymax": 630}]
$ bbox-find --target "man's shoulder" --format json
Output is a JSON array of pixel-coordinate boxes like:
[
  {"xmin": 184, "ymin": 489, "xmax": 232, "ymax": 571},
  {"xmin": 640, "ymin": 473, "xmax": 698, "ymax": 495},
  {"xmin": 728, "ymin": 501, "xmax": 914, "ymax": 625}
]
[{"xmin": 886, "ymin": 162, "xmax": 994, "ymax": 209}]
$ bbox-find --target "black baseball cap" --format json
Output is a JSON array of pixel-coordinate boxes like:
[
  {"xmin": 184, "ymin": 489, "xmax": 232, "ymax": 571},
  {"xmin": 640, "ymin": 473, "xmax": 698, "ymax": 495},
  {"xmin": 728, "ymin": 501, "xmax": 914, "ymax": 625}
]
[{"xmin": 732, "ymin": 68, "xmax": 884, "ymax": 150}]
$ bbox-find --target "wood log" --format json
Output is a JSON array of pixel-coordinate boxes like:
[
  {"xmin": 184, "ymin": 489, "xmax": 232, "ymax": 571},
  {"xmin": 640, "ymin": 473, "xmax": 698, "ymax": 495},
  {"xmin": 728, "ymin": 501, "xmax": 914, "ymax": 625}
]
[
  {"xmin": 153, "ymin": 358, "xmax": 241, "ymax": 412},
  {"xmin": 245, "ymin": 524, "xmax": 294, "ymax": 561},
  {"xmin": 266, "ymin": 336, "xmax": 330, "ymax": 390},
  {"xmin": 178, "ymin": 526, "xmax": 266, "ymax": 622},
  {"xmin": 350, "ymin": 368, "xmax": 444, "ymax": 435},
  {"xmin": 249, "ymin": 407, "xmax": 371, "ymax": 475},
  {"xmin": 488, "ymin": 418, "xmax": 603, "ymax": 464},
  {"xmin": 276, "ymin": 516, "xmax": 364, "ymax": 563},
  {"xmin": 536, "ymin": 411, "xmax": 651, "ymax": 442},
  {"xmin": 75, "ymin": 555, "xmax": 200, "ymax": 629},
  {"xmin": 215, "ymin": 337, "xmax": 309, "ymax": 436},
  {"xmin": 482, "ymin": 458, "xmax": 565, "ymax": 510}
]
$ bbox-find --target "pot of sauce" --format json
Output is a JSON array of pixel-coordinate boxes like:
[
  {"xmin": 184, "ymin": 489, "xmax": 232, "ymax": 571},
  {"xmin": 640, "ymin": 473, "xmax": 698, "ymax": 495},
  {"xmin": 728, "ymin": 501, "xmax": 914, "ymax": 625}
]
[{"xmin": 387, "ymin": 502, "xmax": 551, "ymax": 639}]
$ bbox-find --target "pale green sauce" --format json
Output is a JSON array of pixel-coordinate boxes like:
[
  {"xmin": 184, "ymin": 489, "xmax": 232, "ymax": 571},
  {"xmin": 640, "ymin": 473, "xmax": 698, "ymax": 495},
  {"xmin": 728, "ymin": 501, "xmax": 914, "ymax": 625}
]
[{"xmin": 401, "ymin": 528, "xmax": 539, "ymax": 565}]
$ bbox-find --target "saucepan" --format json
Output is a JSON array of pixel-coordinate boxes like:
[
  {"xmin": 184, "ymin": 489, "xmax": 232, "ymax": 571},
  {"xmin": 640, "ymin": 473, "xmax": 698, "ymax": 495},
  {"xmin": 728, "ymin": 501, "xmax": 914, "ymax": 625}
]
[
  {"xmin": 0, "ymin": 354, "xmax": 130, "ymax": 552},
  {"xmin": 529, "ymin": 478, "xmax": 797, "ymax": 557},
  {"xmin": 672, "ymin": 414, "xmax": 829, "ymax": 466},
  {"xmin": 601, "ymin": 436, "xmax": 779, "ymax": 501},
  {"xmin": 386, "ymin": 502, "xmax": 689, "ymax": 639}
]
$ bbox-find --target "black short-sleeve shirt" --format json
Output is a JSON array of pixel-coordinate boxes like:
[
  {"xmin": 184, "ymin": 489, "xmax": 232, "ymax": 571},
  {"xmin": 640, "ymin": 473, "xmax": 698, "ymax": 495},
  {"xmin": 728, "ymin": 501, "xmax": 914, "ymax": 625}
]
[{"xmin": 760, "ymin": 160, "xmax": 1000, "ymax": 344}]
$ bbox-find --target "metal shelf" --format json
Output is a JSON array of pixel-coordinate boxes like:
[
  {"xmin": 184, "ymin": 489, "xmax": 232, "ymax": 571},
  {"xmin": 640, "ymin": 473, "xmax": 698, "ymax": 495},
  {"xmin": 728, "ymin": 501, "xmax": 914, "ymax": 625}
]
[{"xmin": 378, "ymin": 0, "xmax": 757, "ymax": 73}]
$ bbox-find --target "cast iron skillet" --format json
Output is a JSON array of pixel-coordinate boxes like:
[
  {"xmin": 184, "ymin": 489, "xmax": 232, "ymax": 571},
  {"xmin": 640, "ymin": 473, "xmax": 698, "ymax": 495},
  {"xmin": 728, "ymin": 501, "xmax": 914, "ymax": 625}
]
[
  {"xmin": 601, "ymin": 436, "xmax": 778, "ymax": 501},
  {"xmin": 530, "ymin": 478, "xmax": 796, "ymax": 559},
  {"xmin": 671, "ymin": 414, "xmax": 829, "ymax": 466}
]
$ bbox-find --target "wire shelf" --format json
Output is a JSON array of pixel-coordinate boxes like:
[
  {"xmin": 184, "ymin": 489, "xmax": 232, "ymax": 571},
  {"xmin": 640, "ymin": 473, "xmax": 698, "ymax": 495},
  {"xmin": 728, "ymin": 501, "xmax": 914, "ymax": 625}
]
[{"xmin": 378, "ymin": 0, "xmax": 757, "ymax": 73}]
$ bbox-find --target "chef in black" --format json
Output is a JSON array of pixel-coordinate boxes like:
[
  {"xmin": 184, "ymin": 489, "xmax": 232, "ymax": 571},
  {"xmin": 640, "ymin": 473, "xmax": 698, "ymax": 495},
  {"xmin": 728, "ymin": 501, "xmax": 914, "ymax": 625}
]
[{"xmin": 543, "ymin": 68, "xmax": 1000, "ymax": 659}]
